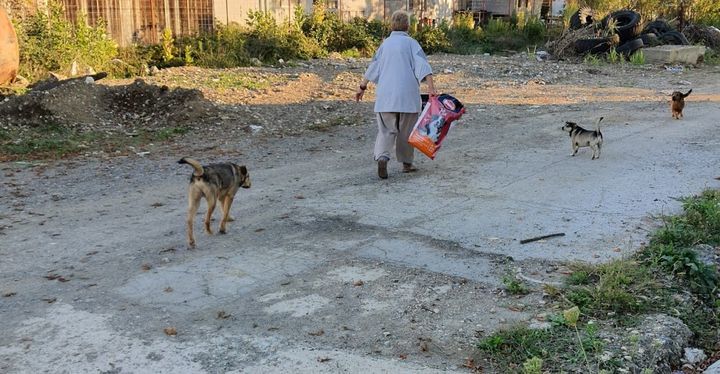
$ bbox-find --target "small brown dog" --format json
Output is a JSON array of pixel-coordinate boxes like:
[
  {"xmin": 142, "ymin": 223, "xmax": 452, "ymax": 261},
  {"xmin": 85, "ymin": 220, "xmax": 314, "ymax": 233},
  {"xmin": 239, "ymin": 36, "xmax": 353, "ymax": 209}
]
[
  {"xmin": 178, "ymin": 158, "xmax": 251, "ymax": 248},
  {"xmin": 671, "ymin": 89, "xmax": 692, "ymax": 119}
]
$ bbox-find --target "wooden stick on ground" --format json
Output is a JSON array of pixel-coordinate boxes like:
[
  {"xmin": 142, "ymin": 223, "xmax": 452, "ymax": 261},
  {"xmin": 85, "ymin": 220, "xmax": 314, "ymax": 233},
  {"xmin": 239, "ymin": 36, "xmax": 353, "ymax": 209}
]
[{"xmin": 520, "ymin": 232, "xmax": 565, "ymax": 244}]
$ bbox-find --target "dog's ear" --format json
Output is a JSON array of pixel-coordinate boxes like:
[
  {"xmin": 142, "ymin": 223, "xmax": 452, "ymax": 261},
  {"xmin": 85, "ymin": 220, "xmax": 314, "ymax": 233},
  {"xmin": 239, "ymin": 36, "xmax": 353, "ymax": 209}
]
[
  {"xmin": 565, "ymin": 121, "xmax": 576, "ymax": 126},
  {"xmin": 239, "ymin": 165, "xmax": 248, "ymax": 176}
]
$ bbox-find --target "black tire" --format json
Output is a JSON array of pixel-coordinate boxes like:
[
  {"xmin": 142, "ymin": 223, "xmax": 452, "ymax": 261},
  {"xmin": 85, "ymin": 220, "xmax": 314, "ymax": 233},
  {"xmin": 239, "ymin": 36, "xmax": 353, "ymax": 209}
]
[
  {"xmin": 575, "ymin": 35, "xmax": 619, "ymax": 55},
  {"xmin": 602, "ymin": 10, "xmax": 642, "ymax": 43},
  {"xmin": 660, "ymin": 30, "xmax": 689, "ymax": 45},
  {"xmin": 640, "ymin": 32, "xmax": 659, "ymax": 47},
  {"xmin": 616, "ymin": 38, "xmax": 644, "ymax": 56},
  {"xmin": 642, "ymin": 19, "xmax": 673, "ymax": 36},
  {"xmin": 570, "ymin": 7, "xmax": 594, "ymax": 30}
]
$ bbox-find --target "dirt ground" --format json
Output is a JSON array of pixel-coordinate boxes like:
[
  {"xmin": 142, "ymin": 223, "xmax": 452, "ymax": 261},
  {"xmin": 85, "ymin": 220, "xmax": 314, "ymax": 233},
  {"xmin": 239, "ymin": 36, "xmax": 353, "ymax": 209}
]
[{"xmin": 1, "ymin": 54, "xmax": 720, "ymax": 373}]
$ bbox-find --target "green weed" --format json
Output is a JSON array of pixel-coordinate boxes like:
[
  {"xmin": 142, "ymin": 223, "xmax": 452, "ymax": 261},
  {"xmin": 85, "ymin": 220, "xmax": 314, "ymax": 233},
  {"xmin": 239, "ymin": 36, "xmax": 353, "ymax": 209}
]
[
  {"xmin": 503, "ymin": 275, "xmax": 530, "ymax": 295},
  {"xmin": 629, "ymin": 51, "xmax": 645, "ymax": 65}
]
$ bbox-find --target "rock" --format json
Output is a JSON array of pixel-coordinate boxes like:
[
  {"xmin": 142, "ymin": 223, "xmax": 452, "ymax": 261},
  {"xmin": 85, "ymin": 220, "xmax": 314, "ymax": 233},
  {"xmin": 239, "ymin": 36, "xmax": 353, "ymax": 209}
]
[
  {"xmin": 85, "ymin": 76, "xmax": 95, "ymax": 84},
  {"xmin": 250, "ymin": 58, "xmax": 262, "ymax": 67},
  {"xmin": 149, "ymin": 66, "xmax": 160, "ymax": 75},
  {"xmin": 705, "ymin": 359, "xmax": 720, "ymax": 373},
  {"xmin": 692, "ymin": 244, "xmax": 718, "ymax": 266},
  {"xmin": 528, "ymin": 320, "xmax": 551, "ymax": 330},
  {"xmin": 683, "ymin": 348, "xmax": 706, "ymax": 365},
  {"xmin": 70, "ymin": 61, "xmax": 79, "ymax": 76},
  {"xmin": 601, "ymin": 314, "xmax": 692, "ymax": 373}
]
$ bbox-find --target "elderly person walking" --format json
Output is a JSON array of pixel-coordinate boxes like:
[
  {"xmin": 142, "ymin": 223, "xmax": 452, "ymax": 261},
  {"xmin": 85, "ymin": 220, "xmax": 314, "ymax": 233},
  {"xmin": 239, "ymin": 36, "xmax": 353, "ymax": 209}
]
[{"xmin": 355, "ymin": 10, "xmax": 436, "ymax": 179}]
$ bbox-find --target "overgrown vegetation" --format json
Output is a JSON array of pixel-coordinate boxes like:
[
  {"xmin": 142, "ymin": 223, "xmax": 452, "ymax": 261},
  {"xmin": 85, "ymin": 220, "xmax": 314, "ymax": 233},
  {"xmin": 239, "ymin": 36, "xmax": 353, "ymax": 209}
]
[
  {"xmin": 10, "ymin": 0, "xmax": 552, "ymax": 83},
  {"xmin": 0, "ymin": 122, "xmax": 187, "ymax": 160},
  {"xmin": 569, "ymin": 0, "xmax": 720, "ymax": 26},
  {"xmin": 14, "ymin": 1, "xmax": 117, "ymax": 81},
  {"xmin": 478, "ymin": 189, "xmax": 720, "ymax": 372}
]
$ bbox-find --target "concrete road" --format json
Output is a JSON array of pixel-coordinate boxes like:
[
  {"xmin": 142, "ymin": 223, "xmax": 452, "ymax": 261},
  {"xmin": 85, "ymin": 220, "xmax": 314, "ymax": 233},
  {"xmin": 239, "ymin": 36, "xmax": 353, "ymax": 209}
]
[{"xmin": 1, "ymin": 70, "xmax": 719, "ymax": 373}]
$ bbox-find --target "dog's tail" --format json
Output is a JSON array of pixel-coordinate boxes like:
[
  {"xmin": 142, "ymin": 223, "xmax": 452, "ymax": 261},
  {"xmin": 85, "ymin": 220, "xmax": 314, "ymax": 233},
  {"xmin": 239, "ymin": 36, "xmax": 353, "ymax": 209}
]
[
  {"xmin": 683, "ymin": 89, "xmax": 692, "ymax": 97},
  {"xmin": 595, "ymin": 116, "xmax": 604, "ymax": 132},
  {"xmin": 178, "ymin": 157, "xmax": 204, "ymax": 177}
]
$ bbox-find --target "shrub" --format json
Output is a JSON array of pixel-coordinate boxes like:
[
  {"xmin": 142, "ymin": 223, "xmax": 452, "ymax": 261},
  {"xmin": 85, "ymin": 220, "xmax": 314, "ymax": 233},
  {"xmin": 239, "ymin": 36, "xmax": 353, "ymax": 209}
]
[
  {"xmin": 16, "ymin": 0, "xmax": 118, "ymax": 81},
  {"xmin": 245, "ymin": 10, "xmax": 323, "ymax": 62},
  {"xmin": 185, "ymin": 23, "xmax": 250, "ymax": 68},
  {"xmin": 523, "ymin": 16, "xmax": 546, "ymax": 44},
  {"xmin": 446, "ymin": 12, "xmax": 483, "ymax": 53},
  {"xmin": 413, "ymin": 25, "xmax": 452, "ymax": 54}
]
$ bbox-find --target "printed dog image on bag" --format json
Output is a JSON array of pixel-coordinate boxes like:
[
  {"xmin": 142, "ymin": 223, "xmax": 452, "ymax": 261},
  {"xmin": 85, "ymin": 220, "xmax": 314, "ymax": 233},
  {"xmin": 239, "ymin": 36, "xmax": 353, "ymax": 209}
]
[
  {"xmin": 409, "ymin": 94, "xmax": 465, "ymax": 159},
  {"xmin": 420, "ymin": 115, "xmax": 446, "ymax": 143}
]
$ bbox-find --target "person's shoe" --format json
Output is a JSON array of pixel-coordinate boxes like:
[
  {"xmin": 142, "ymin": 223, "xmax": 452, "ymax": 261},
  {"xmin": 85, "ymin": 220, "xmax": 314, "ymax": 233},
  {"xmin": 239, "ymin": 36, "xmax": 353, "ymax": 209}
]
[
  {"xmin": 402, "ymin": 163, "xmax": 418, "ymax": 173},
  {"xmin": 378, "ymin": 159, "xmax": 388, "ymax": 179}
]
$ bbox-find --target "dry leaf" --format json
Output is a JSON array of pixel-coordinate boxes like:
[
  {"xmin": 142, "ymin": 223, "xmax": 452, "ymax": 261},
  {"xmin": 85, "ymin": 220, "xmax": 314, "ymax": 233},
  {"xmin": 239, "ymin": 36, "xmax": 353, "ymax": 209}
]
[
  {"xmin": 164, "ymin": 327, "xmax": 177, "ymax": 336},
  {"xmin": 398, "ymin": 354, "xmax": 407, "ymax": 360},
  {"xmin": 308, "ymin": 329, "xmax": 324, "ymax": 336},
  {"xmin": 217, "ymin": 310, "xmax": 231, "ymax": 319},
  {"xmin": 41, "ymin": 297, "xmax": 56, "ymax": 303},
  {"xmin": 150, "ymin": 202, "xmax": 164, "ymax": 208},
  {"xmin": 353, "ymin": 280, "xmax": 364, "ymax": 287},
  {"xmin": 463, "ymin": 358, "xmax": 476, "ymax": 369},
  {"xmin": 254, "ymin": 228, "xmax": 265, "ymax": 232},
  {"xmin": 294, "ymin": 195, "xmax": 306, "ymax": 199},
  {"xmin": 141, "ymin": 263, "xmax": 152, "ymax": 271},
  {"xmin": 317, "ymin": 357, "xmax": 331, "ymax": 363},
  {"xmin": 164, "ymin": 287, "xmax": 173, "ymax": 293},
  {"xmin": 3, "ymin": 292, "xmax": 17, "ymax": 297},
  {"xmin": 44, "ymin": 274, "xmax": 60, "ymax": 280}
]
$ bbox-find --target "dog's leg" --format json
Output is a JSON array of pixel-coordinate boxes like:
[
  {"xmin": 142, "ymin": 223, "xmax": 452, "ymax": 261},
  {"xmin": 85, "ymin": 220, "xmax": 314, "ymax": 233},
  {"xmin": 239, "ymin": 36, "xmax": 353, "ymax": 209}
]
[
  {"xmin": 187, "ymin": 189, "xmax": 202, "ymax": 249},
  {"xmin": 204, "ymin": 195, "xmax": 217, "ymax": 235},
  {"xmin": 219, "ymin": 196, "xmax": 233, "ymax": 234},
  {"xmin": 591, "ymin": 145, "xmax": 598, "ymax": 160},
  {"xmin": 571, "ymin": 143, "xmax": 579, "ymax": 156},
  {"xmin": 595, "ymin": 143, "xmax": 602, "ymax": 158}
]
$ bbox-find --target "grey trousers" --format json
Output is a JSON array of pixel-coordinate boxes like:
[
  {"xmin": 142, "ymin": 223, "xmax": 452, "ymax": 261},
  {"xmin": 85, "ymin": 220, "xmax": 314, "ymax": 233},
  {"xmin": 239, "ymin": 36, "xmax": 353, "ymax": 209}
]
[{"xmin": 374, "ymin": 112, "xmax": 418, "ymax": 164}]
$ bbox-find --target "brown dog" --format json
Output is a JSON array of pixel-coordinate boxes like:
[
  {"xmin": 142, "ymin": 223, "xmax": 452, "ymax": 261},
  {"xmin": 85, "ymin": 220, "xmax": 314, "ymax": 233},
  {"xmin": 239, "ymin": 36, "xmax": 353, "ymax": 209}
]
[
  {"xmin": 178, "ymin": 158, "xmax": 251, "ymax": 248},
  {"xmin": 671, "ymin": 89, "xmax": 692, "ymax": 119}
]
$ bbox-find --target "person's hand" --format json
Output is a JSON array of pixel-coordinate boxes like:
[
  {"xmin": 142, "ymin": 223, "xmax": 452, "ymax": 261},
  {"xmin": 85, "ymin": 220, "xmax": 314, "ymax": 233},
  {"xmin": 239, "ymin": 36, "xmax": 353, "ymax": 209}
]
[
  {"xmin": 428, "ymin": 87, "xmax": 438, "ymax": 96},
  {"xmin": 355, "ymin": 85, "xmax": 366, "ymax": 102}
]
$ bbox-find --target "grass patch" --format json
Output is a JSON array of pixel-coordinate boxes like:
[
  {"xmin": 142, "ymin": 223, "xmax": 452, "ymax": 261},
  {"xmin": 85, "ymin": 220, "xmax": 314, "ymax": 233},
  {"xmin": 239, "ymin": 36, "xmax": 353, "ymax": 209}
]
[
  {"xmin": 476, "ymin": 189, "xmax": 720, "ymax": 372},
  {"xmin": 0, "ymin": 122, "xmax": 192, "ymax": 160},
  {"xmin": 629, "ymin": 51, "xmax": 645, "ymax": 65},
  {"xmin": 502, "ymin": 275, "xmax": 530, "ymax": 295},
  {"xmin": 164, "ymin": 71, "xmax": 284, "ymax": 92},
  {"xmin": 478, "ymin": 322, "xmax": 605, "ymax": 372}
]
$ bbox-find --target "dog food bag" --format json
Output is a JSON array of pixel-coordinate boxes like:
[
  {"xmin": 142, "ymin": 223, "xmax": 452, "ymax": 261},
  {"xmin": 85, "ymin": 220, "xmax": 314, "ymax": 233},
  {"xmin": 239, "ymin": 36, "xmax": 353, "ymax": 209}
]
[{"xmin": 408, "ymin": 94, "xmax": 465, "ymax": 159}]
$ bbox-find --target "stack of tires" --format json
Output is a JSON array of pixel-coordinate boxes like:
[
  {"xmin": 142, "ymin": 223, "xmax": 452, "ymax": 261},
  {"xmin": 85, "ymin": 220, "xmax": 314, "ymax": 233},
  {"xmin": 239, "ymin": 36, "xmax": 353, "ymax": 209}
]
[
  {"xmin": 573, "ymin": 9, "xmax": 644, "ymax": 57},
  {"xmin": 641, "ymin": 19, "xmax": 689, "ymax": 47}
]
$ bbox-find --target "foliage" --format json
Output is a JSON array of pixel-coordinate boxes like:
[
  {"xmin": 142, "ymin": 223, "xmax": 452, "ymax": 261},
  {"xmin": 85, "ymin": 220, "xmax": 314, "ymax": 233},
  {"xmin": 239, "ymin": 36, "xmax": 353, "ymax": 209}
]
[
  {"xmin": 502, "ymin": 275, "xmax": 530, "ymax": 295},
  {"xmin": 161, "ymin": 28, "xmax": 175, "ymax": 63},
  {"xmin": 445, "ymin": 12, "xmax": 483, "ymax": 54},
  {"xmin": 413, "ymin": 25, "xmax": 452, "ymax": 54},
  {"xmin": 15, "ymin": 0, "xmax": 117, "ymax": 81},
  {"xmin": 245, "ymin": 10, "xmax": 323, "ymax": 62},
  {"xmin": 629, "ymin": 50, "xmax": 645, "ymax": 64},
  {"xmin": 182, "ymin": 23, "xmax": 250, "ymax": 68},
  {"xmin": 477, "ymin": 322, "xmax": 604, "ymax": 371}
]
